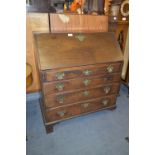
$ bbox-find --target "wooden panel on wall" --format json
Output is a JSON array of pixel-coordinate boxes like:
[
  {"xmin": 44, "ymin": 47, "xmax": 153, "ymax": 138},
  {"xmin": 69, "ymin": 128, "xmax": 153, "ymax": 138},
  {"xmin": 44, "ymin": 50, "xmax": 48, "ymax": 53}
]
[
  {"xmin": 28, "ymin": 13, "xmax": 49, "ymax": 32},
  {"xmin": 26, "ymin": 15, "xmax": 40, "ymax": 93},
  {"xmin": 114, "ymin": 21, "xmax": 129, "ymax": 84},
  {"xmin": 26, "ymin": 13, "xmax": 50, "ymax": 93},
  {"xmin": 50, "ymin": 13, "xmax": 108, "ymax": 33},
  {"xmin": 108, "ymin": 20, "xmax": 129, "ymax": 85},
  {"xmin": 115, "ymin": 21, "xmax": 129, "ymax": 53}
]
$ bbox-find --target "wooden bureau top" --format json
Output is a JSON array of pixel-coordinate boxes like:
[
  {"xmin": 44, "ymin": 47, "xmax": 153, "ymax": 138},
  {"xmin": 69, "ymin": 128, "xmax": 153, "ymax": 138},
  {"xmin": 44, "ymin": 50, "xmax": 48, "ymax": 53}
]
[{"xmin": 35, "ymin": 33, "xmax": 123, "ymax": 70}]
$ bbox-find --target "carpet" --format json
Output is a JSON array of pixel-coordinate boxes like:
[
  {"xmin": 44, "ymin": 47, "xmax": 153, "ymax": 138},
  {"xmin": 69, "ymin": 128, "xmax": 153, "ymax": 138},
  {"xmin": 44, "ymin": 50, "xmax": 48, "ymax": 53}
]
[{"xmin": 26, "ymin": 84, "xmax": 129, "ymax": 155}]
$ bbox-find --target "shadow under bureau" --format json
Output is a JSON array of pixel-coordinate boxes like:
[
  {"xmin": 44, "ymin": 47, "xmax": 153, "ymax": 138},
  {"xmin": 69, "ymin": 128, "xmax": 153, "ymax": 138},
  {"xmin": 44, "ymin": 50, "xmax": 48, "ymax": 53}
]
[{"xmin": 35, "ymin": 32, "xmax": 123, "ymax": 133}]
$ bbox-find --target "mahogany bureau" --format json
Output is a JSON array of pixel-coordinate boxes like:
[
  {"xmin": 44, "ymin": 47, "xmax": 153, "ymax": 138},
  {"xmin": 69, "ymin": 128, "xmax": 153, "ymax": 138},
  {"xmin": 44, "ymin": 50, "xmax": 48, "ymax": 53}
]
[{"xmin": 34, "ymin": 32, "xmax": 123, "ymax": 133}]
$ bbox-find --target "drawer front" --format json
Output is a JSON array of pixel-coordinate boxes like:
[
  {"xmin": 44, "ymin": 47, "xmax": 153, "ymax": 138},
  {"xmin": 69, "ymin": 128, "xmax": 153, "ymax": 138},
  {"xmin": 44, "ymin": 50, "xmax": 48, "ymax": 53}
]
[
  {"xmin": 45, "ymin": 95, "xmax": 116, "ymax": 123},
  {"xmin": 43, "ymin": 73, "xmax": 121, "ymax": 95},
  {"xmin": 43, "ymin": 62, "xmax": 122, "ymax": 82},
  {"xmin": 44, "ymin": 83, "xmax": 120, "ymax": 108}
]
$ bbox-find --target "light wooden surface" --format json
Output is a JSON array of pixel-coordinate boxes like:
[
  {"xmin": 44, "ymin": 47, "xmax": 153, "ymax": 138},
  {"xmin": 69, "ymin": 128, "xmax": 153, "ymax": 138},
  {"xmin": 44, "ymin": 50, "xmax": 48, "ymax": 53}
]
[
  {"xmin": 26, "ymin": 13, "xmax": 49, "ymax": 93},
  {"xmin": 50, "ymin": 14, "xmax": 108, "ymax": 33},
  {"xmin": 26, "ymin": 63, "xmax": 33, "ymax": 88},
  {"xmin": 121, "ymin": 29, "xmax": 129, "ymax": 80},
  {"xmin": 115, "ymin": 21, "xmax": 129, "ymax": 82},
  {"xmin": 28, "ymin": 13, "xmax": 49, "ymax": 32},
  {"xmin": 115, "ymin": 21, "xmax": 129, "ymax": 53},
  {"xmin": 35, "ymin": 33, "xmax": 123, "ymax": 70},
  {"xmin": 26, "ymin": 15, "xmax": 40, "ymax": 92}
]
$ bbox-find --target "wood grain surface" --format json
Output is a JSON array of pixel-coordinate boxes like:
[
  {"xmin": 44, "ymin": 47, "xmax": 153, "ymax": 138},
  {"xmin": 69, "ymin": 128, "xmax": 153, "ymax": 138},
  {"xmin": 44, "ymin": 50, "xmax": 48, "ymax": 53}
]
[
  {"xmin": 44, "ymin": 95, "xmax": 117, "ymax": 123},
  {"xmin": 50, "ymin": 13, "xmax": 108, "ymax": 33},
  {"xmin": 43, "ymin": 83, "xmax": 120, "ymax": 108},
  {"xmin": 36, "ymin": 32, "xmax": 123, "ymax": 131},
  {"xmin": 26, "ymin": 13, "xmax": 49, "ymax": 93},
  {"xmin": 28, "ymin": 13, "xmax": 49, "ymax": 32},
  {"xmin": 43, "ymin": 62, "xmax": 122, "ymax": 82},
  {"xmin": 26, "ymin": 15, "xmax": 40, "ymax": 92},
  {"xmin": 42, "ymin": 73, "xmax": 121, "ymax": 95},
  {"xmin": 35, "ymin": 33, "xmax": 123, "ymax": 70}
]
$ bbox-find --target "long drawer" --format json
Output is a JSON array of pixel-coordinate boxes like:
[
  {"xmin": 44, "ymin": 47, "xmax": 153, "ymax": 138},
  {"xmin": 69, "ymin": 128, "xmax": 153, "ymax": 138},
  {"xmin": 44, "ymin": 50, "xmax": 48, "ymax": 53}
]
[
  {"xmin": 42, "ymin": 62, "xmax": 122, "ymax": 82},
  {"xmin": 43, "ymin": 73, "xmax": 121, "ymax": 95},
  {"xmin": 44, "ymin": 95, "xmax": 117, "ymax": 123},
  {"xmin": 43, "ymin": 83, "xmax": 120, "ymax": 108}
]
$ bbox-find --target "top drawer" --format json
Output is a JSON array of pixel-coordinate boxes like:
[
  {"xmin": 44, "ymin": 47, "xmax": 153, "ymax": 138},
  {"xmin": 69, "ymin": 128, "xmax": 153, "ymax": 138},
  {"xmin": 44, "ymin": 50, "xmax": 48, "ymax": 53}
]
[{"xmin": 42, "ymin": 62, "xmax": 122, "ymax": 82}]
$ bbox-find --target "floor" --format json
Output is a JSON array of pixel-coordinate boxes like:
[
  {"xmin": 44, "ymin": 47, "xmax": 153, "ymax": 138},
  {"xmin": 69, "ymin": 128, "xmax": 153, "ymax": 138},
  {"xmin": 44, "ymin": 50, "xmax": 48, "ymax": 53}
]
[{"xmin": 26, "ymin": 84, "xmax": 129, "ymax": 155}]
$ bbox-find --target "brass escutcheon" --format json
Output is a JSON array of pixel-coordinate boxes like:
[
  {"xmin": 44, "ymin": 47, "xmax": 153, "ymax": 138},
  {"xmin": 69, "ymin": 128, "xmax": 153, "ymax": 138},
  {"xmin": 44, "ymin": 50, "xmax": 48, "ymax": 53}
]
[
  {"xmin": 102, "ymin": 99, "xmax": 109, "ymax": 106},
  {"xmin": 83, "ymin": 70, "xmax": 93, "ymax": 76},
  {"xmin": 57, "ymin": 95, "xmax": 64, "ymax": 104},
  {"xmin": 55, "ymin": 83, "xmax": 64, "ymax": 91},
  {"xmin": 83, "ymin": 79, "xmax": 91, "ymax": 86},
  {"xmin": 83, "ymin": 91, "xmax": 90, "ymax": 96},
  {"xmin": 81, "ymin": 103, "xmax": 89, "ymax": 108},
  {"xmin": 57, "ymin": 110, "xmax": 66, "ymax": 117},
  {"xmin": 106, "ymin": 65, "xmax": 114, "ymax": 73},
  {"xmin": 104, "ymin": 87, "xmax": 111, "ymax": 94},
  {"xmin": 56, "ymin": 72, "xmax": 65, "ymax": 80},
  {"xmin": 75, "ymin": 34, "xmax": 85, "ymax": 42}
]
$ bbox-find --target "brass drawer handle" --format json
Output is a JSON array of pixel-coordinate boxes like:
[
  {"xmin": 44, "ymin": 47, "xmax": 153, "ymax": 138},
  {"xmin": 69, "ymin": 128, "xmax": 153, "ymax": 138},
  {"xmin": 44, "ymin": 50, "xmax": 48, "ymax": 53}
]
[
  {"xmin": 104, "ymin": 87, "xmax": 111, "ymax": 94},
  {"xmin": 55, "ymin": 83, "xmax": 64, "ymax": 91},
  {"xmin": 81, "ymin": 103, "xmax": 90, "ymax": 108},
  {"xmin": 83, "ymin": 91, "xmax": 90, "ymax": 96},
  {"xmin": 83, "ymin": 70, "xmax": 93, "ymax": 76},
  {"xmin": 56, "ymin": 72, "xmax": 65, "ymax": 80},
  {"xmin": 102, "ymin": 99, "xmax": 109, "ymax": 106},
  {"xmin": 57, "ymin": 110, "xmax": 66, "ymax": 117},
  {"xmin": 56, "ymin": 95, "xmax": 64, "ymax": 104},
  {"xmin": 106, "ymin": 65, "xmax": 114, "ymax": 73},
  {"xmin": 83, "ymin": 79, "xmax": 91, "ymax": 86}
]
